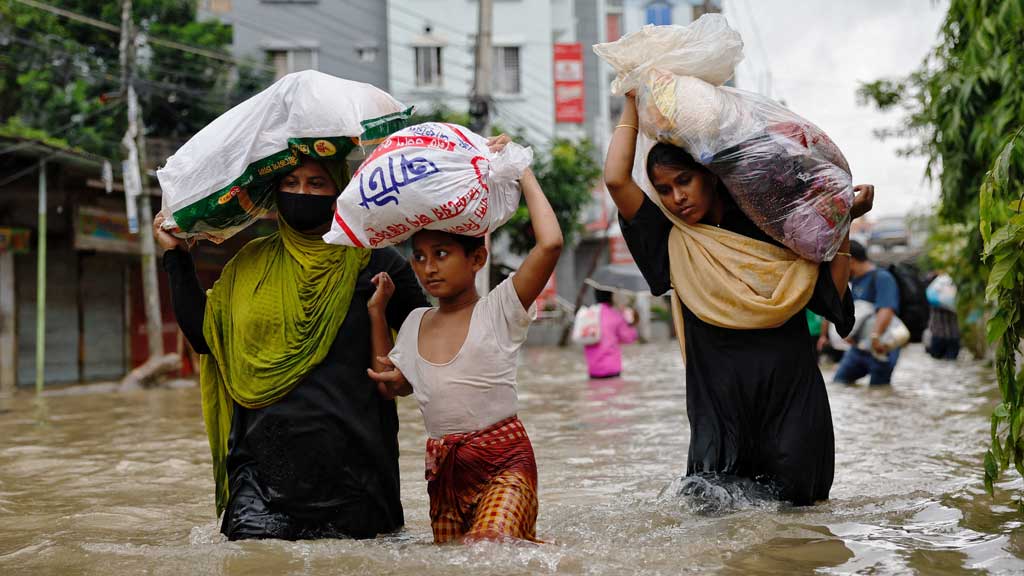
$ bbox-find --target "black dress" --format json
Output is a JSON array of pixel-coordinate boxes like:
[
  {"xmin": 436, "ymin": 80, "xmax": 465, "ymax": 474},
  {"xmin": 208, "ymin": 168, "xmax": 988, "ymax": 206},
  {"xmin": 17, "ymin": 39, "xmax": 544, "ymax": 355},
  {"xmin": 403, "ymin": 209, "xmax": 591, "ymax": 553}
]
[
  {"xmin": 163, "ymin": 246, "xmax": 428, "ymax": 539},
  {"xmin": 620, "ymin": 196, "xmax": 854, "ymax": 505}
]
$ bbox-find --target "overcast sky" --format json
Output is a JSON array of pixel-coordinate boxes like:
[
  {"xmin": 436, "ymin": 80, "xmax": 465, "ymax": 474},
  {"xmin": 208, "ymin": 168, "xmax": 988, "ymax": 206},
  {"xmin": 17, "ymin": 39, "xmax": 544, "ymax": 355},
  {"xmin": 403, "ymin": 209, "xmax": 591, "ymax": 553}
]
[{"xmin": 721, "ymin": 0, "xmax": 948, "ymax": 218}]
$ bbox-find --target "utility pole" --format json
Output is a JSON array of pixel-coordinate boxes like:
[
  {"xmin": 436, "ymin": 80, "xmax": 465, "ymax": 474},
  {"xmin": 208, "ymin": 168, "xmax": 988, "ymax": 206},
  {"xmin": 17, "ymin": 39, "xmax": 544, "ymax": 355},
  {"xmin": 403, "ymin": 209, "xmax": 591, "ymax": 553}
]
[
  {"xmin": 471, "ymin": 0, "xmax": 493, "ymax": 295},
  {"xmin": 120, "ymin": 0, "xmax": 164, "ymax": 361},
  {"xmin": 469, "ymin": 0, "xmax": 493, "ymax": 134}
]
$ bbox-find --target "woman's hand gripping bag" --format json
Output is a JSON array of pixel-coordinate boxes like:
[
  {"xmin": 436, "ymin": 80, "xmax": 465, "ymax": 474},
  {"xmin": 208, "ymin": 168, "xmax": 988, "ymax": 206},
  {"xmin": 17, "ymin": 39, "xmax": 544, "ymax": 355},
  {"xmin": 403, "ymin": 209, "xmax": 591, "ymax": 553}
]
[
  {"xmin": 594, "ymin": 14, "xmax": 853, "ymax": 262},
  {"xmin": 156, "ymin": 70, "xmax": 412, "ymax": 243},
  {"xmin": 325, "ymin": 122, "xmax": 533, "ymax": 248}
]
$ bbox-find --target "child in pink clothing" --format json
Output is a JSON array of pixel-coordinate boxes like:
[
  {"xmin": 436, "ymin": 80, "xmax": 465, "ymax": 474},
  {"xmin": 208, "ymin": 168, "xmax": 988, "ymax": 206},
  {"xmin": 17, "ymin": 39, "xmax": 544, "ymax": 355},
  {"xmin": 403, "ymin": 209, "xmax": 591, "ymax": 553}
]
[{"xmin": 584, "ymin": 289, "xmax": 638, "ymax": 379}]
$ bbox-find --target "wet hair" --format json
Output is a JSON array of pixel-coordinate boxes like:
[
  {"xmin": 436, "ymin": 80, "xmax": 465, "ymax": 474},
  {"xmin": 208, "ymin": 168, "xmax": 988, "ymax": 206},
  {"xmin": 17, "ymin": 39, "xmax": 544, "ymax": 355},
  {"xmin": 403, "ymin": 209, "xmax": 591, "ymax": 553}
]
[
  {"xmin": 594, "ymin": 289, "xmax": 613, "ymax": 305},
  {"xmin": 645, "ymin": 142, "xmax": 710, "ymax": 185},
  {"xmin": 849, "ymin": 240, "xmax": 868, "ymax": 262}
]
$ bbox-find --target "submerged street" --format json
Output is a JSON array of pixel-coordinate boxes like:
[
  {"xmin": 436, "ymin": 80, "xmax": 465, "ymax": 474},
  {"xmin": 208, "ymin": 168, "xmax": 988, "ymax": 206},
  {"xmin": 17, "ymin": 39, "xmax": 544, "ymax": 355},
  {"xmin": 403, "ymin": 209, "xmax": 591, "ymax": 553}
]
[{"xmin": 1, "ymin": 341, "xmax": 1021, "ymax": 575}]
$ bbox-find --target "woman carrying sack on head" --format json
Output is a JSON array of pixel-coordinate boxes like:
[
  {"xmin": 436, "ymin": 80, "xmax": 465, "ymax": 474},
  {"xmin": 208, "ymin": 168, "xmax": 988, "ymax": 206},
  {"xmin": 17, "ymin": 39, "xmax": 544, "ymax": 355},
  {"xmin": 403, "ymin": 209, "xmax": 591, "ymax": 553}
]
[
  {"xmin": 154, "ymin": 155, "xmax": 428, "ymax": 540},
  {"xmin": 603, "ymin": 92, "xmax": 874, "ymax": 505}
]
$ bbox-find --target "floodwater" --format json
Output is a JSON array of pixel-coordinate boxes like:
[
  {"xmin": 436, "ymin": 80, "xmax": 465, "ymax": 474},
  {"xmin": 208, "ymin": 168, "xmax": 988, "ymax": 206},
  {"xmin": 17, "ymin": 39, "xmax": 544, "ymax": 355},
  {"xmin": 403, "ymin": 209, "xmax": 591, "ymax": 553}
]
[{"xmin": 1, "ymin": 342, "xmax": 1022, "ymax": 575}]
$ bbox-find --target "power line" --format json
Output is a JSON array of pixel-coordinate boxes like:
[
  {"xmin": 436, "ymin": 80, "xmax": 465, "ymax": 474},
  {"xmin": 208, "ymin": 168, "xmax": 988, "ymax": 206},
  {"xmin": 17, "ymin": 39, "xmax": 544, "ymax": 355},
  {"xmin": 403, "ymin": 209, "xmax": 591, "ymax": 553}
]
[
  {"xmin": 5, "ymin": 32, "xmax": 220, "ymax": 103},
  {"xmin": 13, "ymin": 0, "xmax": 273, "ymax": 71}
]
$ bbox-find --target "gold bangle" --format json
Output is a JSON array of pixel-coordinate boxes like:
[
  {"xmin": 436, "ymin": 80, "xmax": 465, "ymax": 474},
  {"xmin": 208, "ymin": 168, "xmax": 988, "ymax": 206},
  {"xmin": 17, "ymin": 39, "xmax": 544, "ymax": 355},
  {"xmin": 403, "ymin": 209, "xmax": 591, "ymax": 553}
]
[
  {"xmin": 834, "ymin": 251, "xmax": 851, "ymax": 257},
  {"xmin": 615, "ymin": 123, "xmax": 639, "ymax": 131}
]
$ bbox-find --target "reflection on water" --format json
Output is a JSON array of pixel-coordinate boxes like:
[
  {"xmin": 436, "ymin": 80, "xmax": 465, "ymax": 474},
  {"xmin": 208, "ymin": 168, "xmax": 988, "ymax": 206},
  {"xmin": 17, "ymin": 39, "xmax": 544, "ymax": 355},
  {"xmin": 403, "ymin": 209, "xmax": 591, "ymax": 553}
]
[{"xmin": 1, "ymin": 343, "xmax": 1023, "ymax": 575}]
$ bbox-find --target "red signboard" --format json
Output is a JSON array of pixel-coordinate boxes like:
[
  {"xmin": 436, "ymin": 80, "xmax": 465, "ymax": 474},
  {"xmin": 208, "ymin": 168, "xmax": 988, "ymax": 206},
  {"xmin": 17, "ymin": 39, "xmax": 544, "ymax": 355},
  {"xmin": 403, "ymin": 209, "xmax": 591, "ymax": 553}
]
[{"xmin": 553, "ymin": 43, "xmax": 584, "ymax": 124}]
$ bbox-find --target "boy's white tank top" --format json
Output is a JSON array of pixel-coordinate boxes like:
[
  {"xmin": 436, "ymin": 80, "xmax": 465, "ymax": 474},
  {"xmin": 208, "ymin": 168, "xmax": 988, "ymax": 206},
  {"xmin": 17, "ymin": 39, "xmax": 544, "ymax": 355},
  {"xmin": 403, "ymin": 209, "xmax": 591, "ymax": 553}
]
[{"xmin": 389, "ymin": 277, "xmax": 536, "ymax": 438}]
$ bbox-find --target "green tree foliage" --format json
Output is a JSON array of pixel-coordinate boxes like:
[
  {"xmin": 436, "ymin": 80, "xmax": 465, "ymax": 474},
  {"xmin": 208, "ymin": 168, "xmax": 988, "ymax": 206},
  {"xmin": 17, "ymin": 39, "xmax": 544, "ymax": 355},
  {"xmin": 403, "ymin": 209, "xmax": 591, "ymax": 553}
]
[
  {"xmin": 504, "ymin": 138, "xmax": 602, "ymax": 254},
  {"xmin": 980, "ymin": 126, "xmax": 1024, "ymax": 507},
  {"xmin": 857, "ymin": 0, "xmax": 1024, "ymax": 360},
  {"xmin": 0, "ymin": 0, "xmax": 269, "ymax": 159},
  {"xmin": 860, "ymin": 0, "xmax": 1024, "ymax": 507}
]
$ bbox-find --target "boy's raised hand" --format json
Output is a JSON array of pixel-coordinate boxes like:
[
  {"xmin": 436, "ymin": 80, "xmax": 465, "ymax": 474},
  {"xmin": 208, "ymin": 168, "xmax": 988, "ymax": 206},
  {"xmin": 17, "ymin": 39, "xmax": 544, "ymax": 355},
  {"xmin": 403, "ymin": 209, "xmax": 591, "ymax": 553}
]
[
  {"xmin": 367, "ymin": 356, "xmax": 412, "ymax": 399},
  {"xmin": 487, "ymin": 133, "xmax": 512, "ymax": 154}
]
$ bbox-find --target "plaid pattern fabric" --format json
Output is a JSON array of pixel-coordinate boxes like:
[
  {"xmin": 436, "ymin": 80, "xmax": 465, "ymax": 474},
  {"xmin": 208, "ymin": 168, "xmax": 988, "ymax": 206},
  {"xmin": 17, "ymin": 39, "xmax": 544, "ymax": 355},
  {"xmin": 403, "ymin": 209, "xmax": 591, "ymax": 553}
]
[{"xmin": 425, "ymin": 416, "xmax": 539, "ymax": 543}]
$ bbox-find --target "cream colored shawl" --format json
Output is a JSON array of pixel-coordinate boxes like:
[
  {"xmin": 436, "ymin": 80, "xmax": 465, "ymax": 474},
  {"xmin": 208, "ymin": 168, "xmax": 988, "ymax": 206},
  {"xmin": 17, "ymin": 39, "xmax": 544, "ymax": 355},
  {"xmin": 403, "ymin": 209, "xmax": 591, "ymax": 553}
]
[{"xmin": 658, "ymin": 201, "xmax": 819, "ymax": 362}]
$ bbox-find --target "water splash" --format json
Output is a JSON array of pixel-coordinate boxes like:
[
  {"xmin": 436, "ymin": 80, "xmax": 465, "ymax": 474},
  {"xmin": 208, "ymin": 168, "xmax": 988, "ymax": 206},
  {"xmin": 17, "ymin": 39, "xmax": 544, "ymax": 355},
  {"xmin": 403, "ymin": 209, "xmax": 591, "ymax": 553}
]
[{"xmin": 659, "ymin": 474, "xmax": 780, "ymax": 516}]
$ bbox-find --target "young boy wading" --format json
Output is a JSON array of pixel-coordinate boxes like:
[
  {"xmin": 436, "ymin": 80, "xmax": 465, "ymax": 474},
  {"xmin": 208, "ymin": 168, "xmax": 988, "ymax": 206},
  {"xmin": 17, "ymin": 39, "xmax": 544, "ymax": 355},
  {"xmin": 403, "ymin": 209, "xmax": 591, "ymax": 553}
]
[{"xmin": 366, "ymin": 135, "xmax": 563, "ymax": 543}]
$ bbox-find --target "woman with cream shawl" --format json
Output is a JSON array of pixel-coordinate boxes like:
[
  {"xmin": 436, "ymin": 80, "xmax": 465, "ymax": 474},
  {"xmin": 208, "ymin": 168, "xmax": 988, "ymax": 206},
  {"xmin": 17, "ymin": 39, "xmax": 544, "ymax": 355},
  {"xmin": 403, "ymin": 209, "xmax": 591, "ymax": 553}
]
[{"xmin": 604, "ymin": 91, "xmax": 873, "ymax": 505}]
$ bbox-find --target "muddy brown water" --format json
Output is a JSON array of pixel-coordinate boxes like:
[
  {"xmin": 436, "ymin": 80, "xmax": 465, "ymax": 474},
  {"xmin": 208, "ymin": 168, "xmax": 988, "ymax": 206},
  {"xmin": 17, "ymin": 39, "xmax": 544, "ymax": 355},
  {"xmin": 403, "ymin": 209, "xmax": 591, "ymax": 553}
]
[{"xmin": 1, "ymin": 343, "xmax": 1022, "ymax": 575}]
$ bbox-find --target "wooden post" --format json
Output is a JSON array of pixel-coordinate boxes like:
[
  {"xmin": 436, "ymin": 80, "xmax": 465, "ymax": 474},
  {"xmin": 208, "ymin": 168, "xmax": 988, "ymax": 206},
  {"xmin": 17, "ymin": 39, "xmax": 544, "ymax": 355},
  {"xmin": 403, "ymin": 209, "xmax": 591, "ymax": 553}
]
[
  {"xmin": 35, "ymin": 160, "xmax": 47, "ymax": 394},
  {"xmin": 0, "ymin": 250, "xmax": 15, "ymax": 393}
]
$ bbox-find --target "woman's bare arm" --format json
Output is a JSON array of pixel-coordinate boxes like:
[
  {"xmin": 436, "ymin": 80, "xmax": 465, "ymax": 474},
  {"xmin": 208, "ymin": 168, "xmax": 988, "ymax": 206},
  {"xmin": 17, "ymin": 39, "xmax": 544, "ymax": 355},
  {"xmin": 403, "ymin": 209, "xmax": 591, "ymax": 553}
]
[
  {"xmin": 604, "ymin": 92, "xmax": 646, "ymax": 221},
  {"xmin": 511, "ymin": 168, "xmax": 564, "ymax": 309}
]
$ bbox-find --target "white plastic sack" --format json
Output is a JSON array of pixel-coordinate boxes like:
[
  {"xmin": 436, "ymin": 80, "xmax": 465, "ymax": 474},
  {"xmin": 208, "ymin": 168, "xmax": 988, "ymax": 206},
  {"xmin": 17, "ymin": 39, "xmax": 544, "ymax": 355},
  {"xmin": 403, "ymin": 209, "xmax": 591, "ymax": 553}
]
[
  {"xmin": 156, "ymin": 70, "xmax": 411, "ymax": 242},
  {"xmin": 571, "ymin": 304, "xmax": 603, "ymax": 346},
  {"xmin": 324, "ymin": 122, "xmax": 532, "ymax": 248},
  {"xmin": 594, "ymin": 14, "xmax": 853, "ymax": 262}
]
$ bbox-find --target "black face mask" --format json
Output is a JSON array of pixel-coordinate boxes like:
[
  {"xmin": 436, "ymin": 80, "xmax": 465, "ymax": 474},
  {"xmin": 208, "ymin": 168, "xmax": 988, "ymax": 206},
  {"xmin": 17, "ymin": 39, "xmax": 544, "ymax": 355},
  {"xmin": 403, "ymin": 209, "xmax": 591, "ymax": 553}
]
[{"xmin": 276, "ymin": 192, "xmax": 337, "ymax": 232}]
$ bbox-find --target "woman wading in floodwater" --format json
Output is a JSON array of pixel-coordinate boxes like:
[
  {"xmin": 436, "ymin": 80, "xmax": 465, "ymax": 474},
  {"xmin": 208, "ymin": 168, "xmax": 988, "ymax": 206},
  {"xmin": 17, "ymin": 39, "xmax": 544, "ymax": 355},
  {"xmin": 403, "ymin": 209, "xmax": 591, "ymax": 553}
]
[
  {"xmin": 604, "ymin": 91, "xmax": 874, "ymax": 505},
  {"xmin": 155, "ymin": 156, "xmax": 427, "ymax": 539}
]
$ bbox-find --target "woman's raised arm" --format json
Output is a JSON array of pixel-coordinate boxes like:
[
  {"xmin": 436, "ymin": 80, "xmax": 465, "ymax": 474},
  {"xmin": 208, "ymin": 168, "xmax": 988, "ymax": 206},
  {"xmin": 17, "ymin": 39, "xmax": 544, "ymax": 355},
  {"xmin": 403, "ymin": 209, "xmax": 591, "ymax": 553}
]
[{"xmin": 604, "ymin": 92, "xmax": 647, "ymax": 221}]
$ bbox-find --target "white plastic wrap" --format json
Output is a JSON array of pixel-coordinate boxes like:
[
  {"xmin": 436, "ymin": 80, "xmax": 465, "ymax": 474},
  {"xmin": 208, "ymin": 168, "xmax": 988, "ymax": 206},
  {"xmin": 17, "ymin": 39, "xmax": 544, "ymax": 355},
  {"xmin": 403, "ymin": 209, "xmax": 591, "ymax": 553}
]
[
  {"xmin": 324, "ymin": 122, "xmax": 532, "ymax": 248},
  {"xmin": 156, "ymin": 70, "xmax": 411, "ymax": 242},
  {"xmin": 594, "ymin": 14, "xmax": 853, "ymax": 262}
]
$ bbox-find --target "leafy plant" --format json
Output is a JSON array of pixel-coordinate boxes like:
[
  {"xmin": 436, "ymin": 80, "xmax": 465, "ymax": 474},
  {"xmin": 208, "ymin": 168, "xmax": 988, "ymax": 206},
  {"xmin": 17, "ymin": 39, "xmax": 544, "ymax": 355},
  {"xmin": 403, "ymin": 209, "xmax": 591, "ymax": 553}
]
[
  {"xmin": 980, "ymin": 125, "xmax": 1024, "ymax": 505},
  {"xmin": 857, "ymin": 0, "xmax": 1024, "ymax": 360},
  {"xmin": 503, "ymin": 138, "xmax": 602, "ymax": 254}
]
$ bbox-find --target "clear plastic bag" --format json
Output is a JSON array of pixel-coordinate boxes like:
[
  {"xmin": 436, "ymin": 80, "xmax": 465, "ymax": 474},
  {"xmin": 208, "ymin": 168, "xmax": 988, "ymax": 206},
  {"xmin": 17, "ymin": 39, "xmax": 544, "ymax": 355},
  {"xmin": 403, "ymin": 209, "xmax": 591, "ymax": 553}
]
[
  {"xmin": 324, "ymin": 122, "xmax": 532, "ymax": 248},
  {"xmin": 595, "ymin": 14, "xmax": 853, "ymax": 262}
]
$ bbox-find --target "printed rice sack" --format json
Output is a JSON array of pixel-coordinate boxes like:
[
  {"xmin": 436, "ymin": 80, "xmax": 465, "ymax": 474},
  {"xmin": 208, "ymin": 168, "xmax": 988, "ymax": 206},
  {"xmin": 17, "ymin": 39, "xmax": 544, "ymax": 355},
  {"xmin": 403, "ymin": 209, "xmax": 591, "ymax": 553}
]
[
  {"xmin": 594, "ymin": 14, "xmax": 853, "ymax": 262},
  {"xmin": 324, "ymin": 122, "xmax": 533, "ymax": 248},
  {"xmin": 156, "ymin": 70, "xmax": 412, "ymax": 242}
]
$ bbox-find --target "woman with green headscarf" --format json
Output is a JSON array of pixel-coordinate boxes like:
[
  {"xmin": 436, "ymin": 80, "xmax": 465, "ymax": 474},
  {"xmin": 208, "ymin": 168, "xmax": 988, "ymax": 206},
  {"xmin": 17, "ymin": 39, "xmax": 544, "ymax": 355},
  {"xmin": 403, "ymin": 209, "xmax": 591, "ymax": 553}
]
[{"xmin": 154, "ymin": 156, "xmax": 427, "ymax": 540}]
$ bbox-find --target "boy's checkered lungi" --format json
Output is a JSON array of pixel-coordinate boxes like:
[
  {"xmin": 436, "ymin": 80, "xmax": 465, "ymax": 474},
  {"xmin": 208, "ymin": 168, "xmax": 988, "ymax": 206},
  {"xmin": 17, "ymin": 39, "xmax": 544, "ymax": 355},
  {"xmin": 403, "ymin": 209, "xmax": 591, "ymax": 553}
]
[{"xmin": 425, "ymin": 415, "xmax": 539, "ymax": 543}]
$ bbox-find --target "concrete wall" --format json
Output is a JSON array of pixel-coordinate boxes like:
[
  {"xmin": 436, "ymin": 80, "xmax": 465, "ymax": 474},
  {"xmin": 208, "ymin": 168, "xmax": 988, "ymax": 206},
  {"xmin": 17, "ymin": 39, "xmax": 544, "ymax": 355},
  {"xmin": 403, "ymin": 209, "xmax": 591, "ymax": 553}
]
[{"xmin": 220, "ymin": 0, "xmax": 390, "ymax": 89}]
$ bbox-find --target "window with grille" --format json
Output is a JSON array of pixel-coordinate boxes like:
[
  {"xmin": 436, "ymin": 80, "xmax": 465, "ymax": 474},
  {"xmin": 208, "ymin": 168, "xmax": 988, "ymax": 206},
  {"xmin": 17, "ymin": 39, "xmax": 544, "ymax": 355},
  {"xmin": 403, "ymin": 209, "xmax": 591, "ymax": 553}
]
[
  {"xmin": 266, "ymin": 48, "xmax": 317, "ymax": 80},
  {"xmin": 492, "ymin": 46, "xmax": 521, "ymax": 94},
  {"xmin": 415, "ymin": 46, "xmax": 443, "ymax": 87}
]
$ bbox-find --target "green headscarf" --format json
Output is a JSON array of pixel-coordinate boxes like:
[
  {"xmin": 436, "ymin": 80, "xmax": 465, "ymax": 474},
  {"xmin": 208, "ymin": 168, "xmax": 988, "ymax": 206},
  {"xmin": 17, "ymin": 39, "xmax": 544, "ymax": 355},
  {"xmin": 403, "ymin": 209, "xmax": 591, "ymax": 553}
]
[{"xmin": 199, "ymin": 189, "xmax": 369, "ymax": 516}]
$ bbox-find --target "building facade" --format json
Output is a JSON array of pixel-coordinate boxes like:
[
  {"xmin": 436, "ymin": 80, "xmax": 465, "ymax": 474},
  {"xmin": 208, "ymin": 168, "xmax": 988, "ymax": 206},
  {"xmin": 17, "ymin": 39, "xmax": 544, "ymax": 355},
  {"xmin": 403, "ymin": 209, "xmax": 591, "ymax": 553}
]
[
  {"xmin": 386, "ymin": 0, "xmax": 580, "ymax": 145},
  {"xmin": 203, "ymin": 0, "xmax": 390, "ymax": 88}
]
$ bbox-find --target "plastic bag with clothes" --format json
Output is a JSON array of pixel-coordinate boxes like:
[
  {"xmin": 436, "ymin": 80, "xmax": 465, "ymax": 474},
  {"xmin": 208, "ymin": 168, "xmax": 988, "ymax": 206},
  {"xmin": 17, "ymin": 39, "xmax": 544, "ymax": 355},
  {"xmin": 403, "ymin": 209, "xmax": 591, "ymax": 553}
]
[
  {"xmin": 156, "ymin": 70, "xmax": 412, "ymax": 242},
  {"xmin": 594, "ymin": 14, "xmax": 853, "ymax": 262},
  {"xmin": 324, "ymin": 122, "xmax": 532, "ymax": 248}
]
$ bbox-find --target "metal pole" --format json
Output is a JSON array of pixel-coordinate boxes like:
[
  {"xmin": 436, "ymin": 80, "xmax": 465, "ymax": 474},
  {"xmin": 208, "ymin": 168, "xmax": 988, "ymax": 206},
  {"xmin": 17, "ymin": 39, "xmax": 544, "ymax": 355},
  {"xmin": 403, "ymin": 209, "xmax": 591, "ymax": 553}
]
[{"xmin": 35, "ymin": 160, "xmax": 46, "ymax": 394}]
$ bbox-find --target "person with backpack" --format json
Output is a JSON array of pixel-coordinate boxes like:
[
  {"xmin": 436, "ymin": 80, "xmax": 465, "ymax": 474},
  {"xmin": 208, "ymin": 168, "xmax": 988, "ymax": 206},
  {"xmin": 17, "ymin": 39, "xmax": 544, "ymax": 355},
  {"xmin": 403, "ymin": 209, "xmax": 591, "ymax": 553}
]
[{"xmin": 830, "ymin": 241, "xmax": 902, "ymax": 385}]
